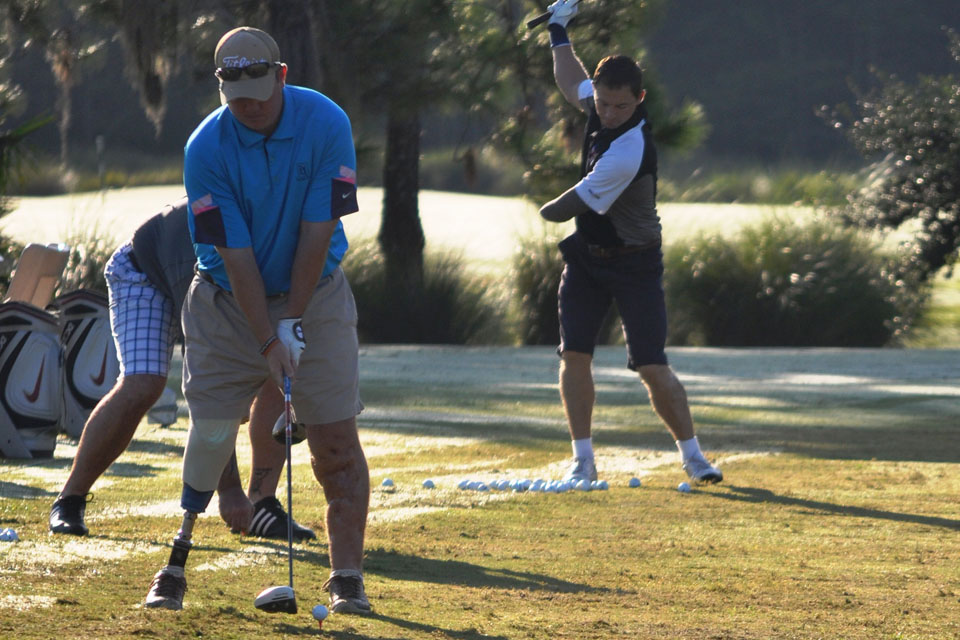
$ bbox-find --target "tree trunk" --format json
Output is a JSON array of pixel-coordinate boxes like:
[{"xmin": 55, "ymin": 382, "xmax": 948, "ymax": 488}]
[
  {"xmin": 379, "ymin": 107, "xmax": 424, "ymax": 293},
  {"xmin": 266, "ymin": 0, "xmax": 322, "ymax": 89}
]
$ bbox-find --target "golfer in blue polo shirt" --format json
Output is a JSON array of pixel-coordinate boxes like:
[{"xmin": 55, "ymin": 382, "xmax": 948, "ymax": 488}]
[{"xmin": 145, "ymin": 26, "xmax": 371, "ymax": 616}]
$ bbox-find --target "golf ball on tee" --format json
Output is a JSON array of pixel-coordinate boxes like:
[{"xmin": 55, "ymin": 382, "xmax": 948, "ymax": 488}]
[
  {"xmin": 312, "ymin": 603, "xmax": 329, "ymax": 620},
  {"xmin": 677, "ymin": 481, "xmax": 691, "ymax": 493}
]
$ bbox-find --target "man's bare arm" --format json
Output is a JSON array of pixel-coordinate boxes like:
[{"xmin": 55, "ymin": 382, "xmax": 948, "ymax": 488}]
[
  {"xmin": 540, "ymin": 186, "xmax": 588, "ymax": 222},
  {"xmin": 218, "ymin": 245, "xmax": 293, "ymax": 383},
  {"xmin": 284, "ymin": 219, "xmax": 337, "ymax": 319},
  {"xmin": 553, "ymin": 41, "xmax": 590, "ymax": 109}
]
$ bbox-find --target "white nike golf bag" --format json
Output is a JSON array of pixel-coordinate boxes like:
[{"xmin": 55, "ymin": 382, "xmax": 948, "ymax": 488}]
[
  {"xmin": 53, "ymin": 290, "xmax": 119, "ymax": 439},
  {"xmin": 0, "ymin": 301, "xmax": 63, "ymax": 458}
]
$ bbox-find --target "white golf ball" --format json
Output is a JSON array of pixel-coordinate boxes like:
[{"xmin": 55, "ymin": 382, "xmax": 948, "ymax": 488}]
[
  {"xmin": 381, "ymin": 478, "xmax": 394, "ymax": 487},
  {"xmin": 458, "ymin": 479, "xmax": 470, "ymax": 490},
  {"xmin": 422, "ymin": 479, "xmax": 435, "ymax": 489},
  {"xmin": 576, "ymin": 479, "xmax": 591, "ymax": 492},
  {"xmin": 628, "ymin": 477, "xmax": 642, "ymax": 488},
  {"xmin": 677, "ymin": 481, "xmax": 691, "ymax": 493},
  {"xmin": 312, "ymin": 603, "xmax": 329, "ymax": 620},
  {"xmin": 597, "ymin": 480, "xmax": 609, "ymax": 491}
]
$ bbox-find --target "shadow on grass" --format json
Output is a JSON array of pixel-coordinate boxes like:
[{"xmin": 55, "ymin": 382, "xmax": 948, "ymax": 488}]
[
  {"xmin": 710, "ymin": 484, "xmax": 960, "ymax": 531},
  {"xmin": 262, "ymin": 616, "xmax": 508, "ymax": 640},
  {"xmin": 366, "ymin": 546, "xmax": 602, "ymax": 595},
  {"xmin": 291, "ymin": 546, "xmax": 600, "ymax": 594}
]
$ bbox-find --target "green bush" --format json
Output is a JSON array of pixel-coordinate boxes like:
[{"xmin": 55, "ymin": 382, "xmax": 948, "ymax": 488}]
[
  {"xmin": 663, "ymin": 216, "xmax": 929, "ymax": 346},
  {"xmin": 55, "ymin": 224, "xmax": 114, "ymax": 296},
  {"xmin": 511, "ymin": 234, "xmax": 563, "ymax": 345},
  {"xmin": 0, "ymin": 235, "xmax": 25, "ymax": 295},
  {"xmin": 342, "ymin": 239, "xmax": 508, "ymax": 344}
]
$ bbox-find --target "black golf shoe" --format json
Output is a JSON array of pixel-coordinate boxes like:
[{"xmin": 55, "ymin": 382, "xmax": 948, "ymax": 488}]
[{"xmin": 49, "ymin": 494, "xmax": 89, "ymax": 536}]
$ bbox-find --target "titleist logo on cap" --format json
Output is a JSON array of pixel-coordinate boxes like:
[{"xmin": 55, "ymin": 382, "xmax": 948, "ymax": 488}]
[{"xmin": 221, "ymin": 55, "xmax": 268, "ymax": 68}]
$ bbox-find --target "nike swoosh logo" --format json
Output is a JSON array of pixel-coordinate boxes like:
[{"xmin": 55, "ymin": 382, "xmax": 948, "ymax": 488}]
[
  {"xmin": 341, "ymin": 192, "xmax": 351, "ymax": 199},
  {"xmin": 24, "ymin": 356, "xmax": 45, "ymax": 403},
  {"xmin": 91, "ymin": 346, "xmax": 108, "ymax": 385}
]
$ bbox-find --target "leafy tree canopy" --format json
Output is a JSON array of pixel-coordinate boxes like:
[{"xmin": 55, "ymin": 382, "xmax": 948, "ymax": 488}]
[{"xmin": 827, "ymin": 28, "xmax": 960, "ymax": 281}]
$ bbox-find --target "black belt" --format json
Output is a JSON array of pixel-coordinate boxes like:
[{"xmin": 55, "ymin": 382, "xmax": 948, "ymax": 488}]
[{"xmin": 586, "ymin": 244, "xmax": 649, "ymax": 258}]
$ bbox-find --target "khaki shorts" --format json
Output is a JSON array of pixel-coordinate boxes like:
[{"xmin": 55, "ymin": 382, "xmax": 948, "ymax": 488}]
[{"xmin": 181, "ymin": 267, "xmax": 363, "ymax": 424}]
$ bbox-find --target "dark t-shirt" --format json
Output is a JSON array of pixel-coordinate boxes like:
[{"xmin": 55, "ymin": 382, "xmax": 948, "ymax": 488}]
[{"xmin": 130, "ymin": 197, "xmax": 196, "ymax": 322}]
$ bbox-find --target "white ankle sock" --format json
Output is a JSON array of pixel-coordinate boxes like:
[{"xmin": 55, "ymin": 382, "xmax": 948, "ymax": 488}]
[
  {"xmin": 676, "ymin": 436, "xmax": 702, "ymax": 461},
  {"xmin": 572, "ymin": 438, "xmax": 594, "ymax": 460}
]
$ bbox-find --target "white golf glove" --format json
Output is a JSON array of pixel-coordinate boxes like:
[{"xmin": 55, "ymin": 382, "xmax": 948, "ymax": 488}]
[
  {"xmin": 547, "ymin": 0, "xmax": 578, "ymax": 28},
  {"xmin": 277, "ymin": 318, "xmax": 305, "ymax": 366}
]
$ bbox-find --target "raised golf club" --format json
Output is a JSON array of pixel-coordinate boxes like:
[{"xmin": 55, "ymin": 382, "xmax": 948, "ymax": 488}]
[
  {"xmin": 526, "ymin": 0, "xmax": 579, "ymax": 29},
  {"xmin": 254, "ymin": 375, "xmax": 298, "ymax": 615}
]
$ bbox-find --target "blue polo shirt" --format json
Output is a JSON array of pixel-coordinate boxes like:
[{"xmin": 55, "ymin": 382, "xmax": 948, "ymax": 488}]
[{"xmin": 184, "ymin": 85, "xmax": 359, "ymax": 294}]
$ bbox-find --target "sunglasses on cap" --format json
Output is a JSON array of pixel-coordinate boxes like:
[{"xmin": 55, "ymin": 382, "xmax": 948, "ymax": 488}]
[{"xmin": 215, "ymin": 61, "xmax": 279, "ymax": 82}]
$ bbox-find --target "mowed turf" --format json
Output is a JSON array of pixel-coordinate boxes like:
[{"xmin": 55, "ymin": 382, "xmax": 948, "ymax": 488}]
[{"xmin": 1, "ymin": 346, "xmax": 959, "ymax": 639}]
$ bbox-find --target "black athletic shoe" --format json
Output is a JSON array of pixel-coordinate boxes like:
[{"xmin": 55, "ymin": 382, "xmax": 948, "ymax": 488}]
[
  {"xmin": 249, "ymin": 496, "xmax": 317, "ymax": 541},
  {"xmin": 49, "ymin": 494, "xmax": 89, "ymax": 536},
  {"xmin": 144, "ymin": 567, "xmax": 187, "ymax": 610}
]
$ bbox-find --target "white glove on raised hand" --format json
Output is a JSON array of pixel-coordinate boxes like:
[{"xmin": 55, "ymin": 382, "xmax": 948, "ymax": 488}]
[
  {"xmin": 277, "ymin": 318, "xmax": 305, "ymax": 366},
  {"xmin": 547, "ymin": 0, "xmax": 578, "ymax": 28}
]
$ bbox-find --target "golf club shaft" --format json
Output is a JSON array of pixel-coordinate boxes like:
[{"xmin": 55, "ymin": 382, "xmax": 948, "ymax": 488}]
[
  {"xmin": 527, "ymin": 10, "xmax": 550, "ymax": 29},
  {"xmin": 283, "ymin": 375, "xmax": 294, "ymax": 589}
]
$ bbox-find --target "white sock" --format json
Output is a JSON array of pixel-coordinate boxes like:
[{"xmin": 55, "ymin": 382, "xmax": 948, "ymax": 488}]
[
  {"xmin": 676, "ymin": 436, "xmax": 702, "ymax": 462},
  {"xmin": 572, "ymin": 438, "xmax": 594, "ymax": 460}
]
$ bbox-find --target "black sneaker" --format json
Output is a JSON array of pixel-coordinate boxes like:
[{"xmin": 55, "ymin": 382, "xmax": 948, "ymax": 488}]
[
  {"xmin": 144, "ymin": 567, "xmax": 187, "ymax": 610},
  {"xmin": 49, "ymin": 494, "xmax": 89, "ymax": 536},
  {"xmin": 249, "ymin": 496, "xmax": 317, "ymax": 541},
  {"xmin": 323, "ymin": 570, "xmax": 371, "ymax": 614}
]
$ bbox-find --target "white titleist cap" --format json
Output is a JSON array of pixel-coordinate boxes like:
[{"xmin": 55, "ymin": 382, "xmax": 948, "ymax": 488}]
[{"xmin": 214, "ymin": 27, "xmax": 281, "ymax": 104}]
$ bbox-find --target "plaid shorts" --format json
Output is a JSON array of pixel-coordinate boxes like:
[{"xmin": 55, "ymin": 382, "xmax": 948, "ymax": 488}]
[{"xmin": 105, "ymin": 243, "xmax": 178, "ymax": 377}]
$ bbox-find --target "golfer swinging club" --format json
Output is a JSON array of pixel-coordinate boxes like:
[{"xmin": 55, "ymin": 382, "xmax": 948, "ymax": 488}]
[
  {"xmin": 144, "ymin": 27, "xmax": 370, "ymax": 614},
  {"xmin": 538, "ymin": 1, "xmax": 723, "ymax": 485}
]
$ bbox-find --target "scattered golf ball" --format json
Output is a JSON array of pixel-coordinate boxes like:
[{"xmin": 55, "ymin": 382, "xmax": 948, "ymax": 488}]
[
  {"xmin": 458, "ymin": 479, "xmax": 470, "ymax": 490},
  {"xmin": 312, "ymin": 603, "xmax": 329, "ymax": 620},
  {"xmin": 597, "ymin": 480, "xmax": 609, "ymax": 490},
  {"xmin": 381, "ymin": 478, "xmax": 394, "ymax": 487},
  {"xmin": 422, "ymin": 479, "xmax": 435, "ymax": 489},
  {"xmin": 677, "ymin": 481, "xmax": 691, "ymax": 493},
  {"xmin": 575, "ymin": 479, "xmax": 591, "ymax": 492},
  {"xmin": 628, "ymin": 477, "xmax": 642, "ymax": 488}
]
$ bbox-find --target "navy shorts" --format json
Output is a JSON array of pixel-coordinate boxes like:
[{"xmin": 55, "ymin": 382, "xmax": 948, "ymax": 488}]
[{"xmin": 557, "ymin": 233, "xmax": 668, "ymax": 370}]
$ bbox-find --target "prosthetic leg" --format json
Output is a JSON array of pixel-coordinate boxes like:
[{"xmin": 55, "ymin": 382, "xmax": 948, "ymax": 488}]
[{"xmin": 144, "ymin": 418, "xmax": 240, "ymax": 610}]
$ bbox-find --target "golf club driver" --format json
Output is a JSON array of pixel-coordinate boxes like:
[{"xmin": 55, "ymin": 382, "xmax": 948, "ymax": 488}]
[{"xmin": 254, "ymin": 375, "xmax": 298, "ymax": 614}]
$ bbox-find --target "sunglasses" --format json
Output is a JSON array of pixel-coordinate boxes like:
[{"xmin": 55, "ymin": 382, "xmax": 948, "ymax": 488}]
[{"xmin": 215, "ymin": 62, "xmax": 278, "ymax": 82}]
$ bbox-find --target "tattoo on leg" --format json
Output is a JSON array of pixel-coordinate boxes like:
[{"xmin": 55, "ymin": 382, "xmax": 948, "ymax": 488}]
[{"xmin": 249, "ymin": 468, "xmax": 270, "ymax": 495}]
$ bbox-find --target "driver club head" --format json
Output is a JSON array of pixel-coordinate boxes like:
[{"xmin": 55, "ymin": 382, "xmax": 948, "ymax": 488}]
[
  {"xmin": 254, "ymin": 585, "xmax": 297, "ymax": 614},
  {"xmin": 271, "ymin": 412, "xmax": 307, "ymax": 445}
]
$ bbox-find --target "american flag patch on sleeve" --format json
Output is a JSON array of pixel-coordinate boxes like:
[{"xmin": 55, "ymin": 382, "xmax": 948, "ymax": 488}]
[{"xmin": 190, "ymin": 193, "xmax": 227, "ymax": 246}]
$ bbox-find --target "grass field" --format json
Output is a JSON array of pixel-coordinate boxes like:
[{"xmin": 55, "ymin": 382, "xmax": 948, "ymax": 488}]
[{"xmin": 2, "ymin": 346, "xmax": 959, "ymax": 639}]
